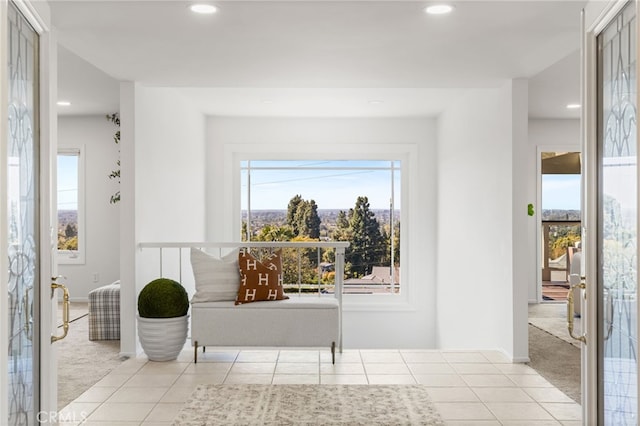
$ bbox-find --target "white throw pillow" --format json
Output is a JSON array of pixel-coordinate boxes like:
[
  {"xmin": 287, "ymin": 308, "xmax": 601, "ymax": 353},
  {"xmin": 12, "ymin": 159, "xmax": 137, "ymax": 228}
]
[{"xmin": 190, "ymin": 247, "xmax": 240, "ymax": 303}]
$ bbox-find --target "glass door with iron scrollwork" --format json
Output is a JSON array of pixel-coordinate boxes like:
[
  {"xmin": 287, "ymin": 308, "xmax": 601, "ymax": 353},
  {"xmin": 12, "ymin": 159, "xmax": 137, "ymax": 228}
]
[
  {"xmin": 597, "ymin": 2, "xmax": 638, "ymax": 424},
  {"xmin": 7, "ymin": 2, "xmax": 40, "ymax": 425}
]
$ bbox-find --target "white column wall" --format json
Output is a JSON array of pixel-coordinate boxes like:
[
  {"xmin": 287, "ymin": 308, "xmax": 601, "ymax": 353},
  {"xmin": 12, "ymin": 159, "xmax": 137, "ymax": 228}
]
[
  {"xmin": 436, "ymin": 83, "xmax": 517, "ymax": 356},
  {"xmin": 120, "ymin": 85, "xmax": 206, "ymax": 356},
  {"xmin": 206, "ymin": 117, "xmax": 438, "ymax": 349},
  {"xmin": 58, "ymin": 116, "xmax": 120, "ymax": 300}
]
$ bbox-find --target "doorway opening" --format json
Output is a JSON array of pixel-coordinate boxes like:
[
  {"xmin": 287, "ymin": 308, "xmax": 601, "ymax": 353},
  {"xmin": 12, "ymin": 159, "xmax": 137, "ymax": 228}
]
[{"xmin": 540, "ymin": 151, "xmax": 582, "ymax": 303}]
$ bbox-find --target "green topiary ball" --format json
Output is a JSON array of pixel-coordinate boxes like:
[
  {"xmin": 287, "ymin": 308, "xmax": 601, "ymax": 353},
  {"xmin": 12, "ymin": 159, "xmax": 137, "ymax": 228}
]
[{"xmin": 138, "ymin": 278, "xmax": 189, "ymax": 318}]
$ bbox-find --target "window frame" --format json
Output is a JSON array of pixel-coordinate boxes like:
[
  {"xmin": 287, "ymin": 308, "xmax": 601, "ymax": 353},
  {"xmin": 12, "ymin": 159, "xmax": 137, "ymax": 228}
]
[
  {"xmin": 57, "ymin": 147, "xmax": 85, "ymax": 265},
  {"xmin": 223, "ymin": 143, "xmax": 417, "ymax": 308}
]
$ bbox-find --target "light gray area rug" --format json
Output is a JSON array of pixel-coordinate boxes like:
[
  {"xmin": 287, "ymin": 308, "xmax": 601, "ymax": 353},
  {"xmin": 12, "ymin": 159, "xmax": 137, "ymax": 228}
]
[
  {"xmin": 57, "ymin": 302, "xmax": 123, "ymax": 409},
  {"xmin": 173, "ymin": 384, "xmax": 444, "ymax": 425}
]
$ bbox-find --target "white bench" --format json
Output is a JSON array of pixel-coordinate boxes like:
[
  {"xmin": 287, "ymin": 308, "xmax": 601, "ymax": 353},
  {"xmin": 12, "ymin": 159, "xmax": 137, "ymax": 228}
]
[{"xmin": 191, "ymin": 297, "xmax": 340, "ymax": 363}]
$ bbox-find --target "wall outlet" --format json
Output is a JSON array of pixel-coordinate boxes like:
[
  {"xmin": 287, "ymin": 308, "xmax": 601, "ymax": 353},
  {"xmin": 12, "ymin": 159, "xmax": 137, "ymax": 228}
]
[{"xmin": 92, "ymin": 273, "xmax": 99, "ymax": 283}]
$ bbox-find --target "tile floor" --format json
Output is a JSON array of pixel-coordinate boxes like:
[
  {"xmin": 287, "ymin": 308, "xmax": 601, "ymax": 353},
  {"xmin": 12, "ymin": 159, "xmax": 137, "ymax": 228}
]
[{"xmin": 60, "ymin": 348, "xmax": 581, "ymax": 425}]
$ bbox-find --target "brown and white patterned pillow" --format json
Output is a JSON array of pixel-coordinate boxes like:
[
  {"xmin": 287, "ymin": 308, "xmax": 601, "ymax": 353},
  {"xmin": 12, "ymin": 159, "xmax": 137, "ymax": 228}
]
[{"xmin": 236, "ymin": 249, "xmax": 289, "ymax": 305}]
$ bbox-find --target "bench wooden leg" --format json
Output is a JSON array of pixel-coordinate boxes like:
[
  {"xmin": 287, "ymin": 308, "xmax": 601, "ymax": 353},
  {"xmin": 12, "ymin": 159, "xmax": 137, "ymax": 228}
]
[
  {"xmin": 194, "ymin": 341, "xmax": 198, "ymax": 364},
  {"xmin": 331, "ymin": 341, "xmax": 336, "ymax": 364}
]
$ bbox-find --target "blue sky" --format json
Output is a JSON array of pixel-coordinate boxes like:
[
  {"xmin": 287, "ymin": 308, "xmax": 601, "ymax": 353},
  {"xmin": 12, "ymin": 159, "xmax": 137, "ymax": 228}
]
[
  {"xmin": 57, "ymin": 154, "xmax": 78, "ymax": 210},
  {"xmin": 542, "ymin": 174, "xmax": 581, "ymax": 210},
  {"xmin": 241, "ymin": 160, "xmax": 400, "ymax": 210}
]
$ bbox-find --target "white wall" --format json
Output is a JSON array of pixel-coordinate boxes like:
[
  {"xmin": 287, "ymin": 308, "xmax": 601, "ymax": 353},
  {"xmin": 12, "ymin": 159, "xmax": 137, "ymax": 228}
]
[
  {"xmin": 58, "ymin": 116, "xmax": 120, "ymax": 300},
  {"xmin": 206, "ymin": 117, "xmax": 438, "ymax": 349},
  {"xmin": 436, "ymin": 82, "xmax": 519, "ymax": 357},
  {"xmin": 120, "ymin": 85, "xmax": 207, "ymax": 355},
  {"xmin": 527, "ymin": 119, "xmax": 581, "ymax": 303}
]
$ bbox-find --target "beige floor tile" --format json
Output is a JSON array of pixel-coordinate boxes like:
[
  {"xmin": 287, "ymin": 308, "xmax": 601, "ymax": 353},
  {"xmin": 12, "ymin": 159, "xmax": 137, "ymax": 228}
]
[
  {"xmin": 107, "ymin": 386, "xmax": 169, "ymax": 403},
  {"xmin": 500, "ymin": 421, "xmax": 561, "ymax": 426},
  {"xmin": 72, "ymin": 386, "xmax": 118, "ymax": 403},
  {"xmin": 364, "ymin": 363, "xmax": 411, "ymax": 375},
  {"xmin": 195, "ymin": 350, "xmax": 239, "ymax": 363},
  {"xmin": 86, "ymin": 402, "xmax": 155, "ymax": 422},
  {"xmin": 360, "ymin": 350, "xmax": 404, "ymax": 363},
  {"xmin": 172, "ymin": 373, "xmax": 226, "ymax": 387},
  {"xmin": 451, "ymin": 363, "xmax": 502, "ymax": 374},
  {"xmin": 413, "ymin": 374, "xmax": 468, "ymax": 387},
  {"xmin": 485, "ymin": 402, "xmax": 554, "ymax": 421},
  {"xmin": 480, "ymin": 351, "xmax": 512, "ymax": 363},
  {"xmin": 223, "ymin": 374, "xmax": 274, "ymax": 384},
  {"xmin": 462, "ymin": 374, "xmax": 517, "ymax": 387},
  {"xmin": 93, "ymin": 373, "xmax": 131, "ymax": 387},
  {"xmin": 523, "ymin": 387, "xmax": 576, "ymax": 403},
  {"xmin": 236, "ymin": 350, "xmax": 279, "ymax": 362},
  {"xmin": 442, "ymin": 352, "xmax": 490, "ymax": 363},
  {"xmin": 433, "ymin": 402, "xmax": 497, "ymax": 420},
  {"xmin": 111, "ymin": 359, "xmax": 146, "ymax": 375},
  {"xmin": 124, "ymin": 373, "xmax": 180, "ymax": 388},
  {"xmin": 426, "ymin": 387, "xmax": 479, "ymax": 402},
  {"xmin": 507, "ymin": 374, "xmax": 554, "ymax": 387},
  {"xmin": 137, "ymin": 362, "xmax": 190, "ymax": 375},
  {"xmin": 400, "ymin": 351, "xmax": 447, "ymax": 363},
  {"xmin": 367, "ymin": 374, "xmax": 416, "ymax": 384},
  {"xmin": 230, "ymin": 362, "xmax": 276, "ymax": 374},
  {"xmin": 275, "ymin": 362, "xmax": 319, "ymax": 375},
  {"xmin": 160, "ymin": 385, "xmax": 198, "ymax": 403},
  {"xmin": 320, "ymin": 350, "xmax": 362, "ymax": 364},
  {"xmin": 320, "ymin": 362, "xmax": 365, "ymax": 375},
  {"xmin": 183, "ymin": 362, "xmax": 233, "ymax": 375},
  {"xmin": 495, "ymin": 363, "xmax": 539, "ymax": 375},
  {"xmin": 408, "ymin": 363, "xmax": 456, "ymax": 375},
  {"xmin": 540, "ymin": 402, "xmax": 582, "ymax": 421},
  {"xmin": 145, "ymin": 402, "xmax": 184, "ymax": 422},
  {"xmin": 272, "ymin": 374, "xmax": 320, "ymax": 384},
  {"xmin": 141, "ymin": 422, "xmax": 173, "ymax": 426},
  {"xmin": 277, "ymin": 350, "xmax": 320, "ymax": 362},
  {"xmin": 444, "ymin": 422, "xmax": 501, "ymax": 426},
  {"xmin": 81, "ymin": 422, "xmax": 141, "ymax": 426},
  {"xmin": 58, "ymin": 402, "xmax": 100, "ymax": 423},
  {"xmin": 560, "ymin": 421, "xmax": 582, "ymax": 426},
  {"xmin": 320, "ymin": 374, "xmax": 368, "ymax": 384},
  {"xmin": 472, "ymin": 387, "xmax": 534, "ymax": 402}
]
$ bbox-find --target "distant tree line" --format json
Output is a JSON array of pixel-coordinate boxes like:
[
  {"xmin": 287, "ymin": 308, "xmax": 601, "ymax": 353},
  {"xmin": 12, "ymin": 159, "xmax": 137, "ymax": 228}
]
[{"xmin": 243, "ymin": 194, "xmax": 400, "ymax": 284}]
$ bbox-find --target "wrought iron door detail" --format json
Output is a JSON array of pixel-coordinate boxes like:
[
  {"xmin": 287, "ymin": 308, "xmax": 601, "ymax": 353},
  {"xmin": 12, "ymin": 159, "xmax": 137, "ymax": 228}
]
[{"xmin": 7, "ymin": 2, "xmax": 39, "ymax": 425}]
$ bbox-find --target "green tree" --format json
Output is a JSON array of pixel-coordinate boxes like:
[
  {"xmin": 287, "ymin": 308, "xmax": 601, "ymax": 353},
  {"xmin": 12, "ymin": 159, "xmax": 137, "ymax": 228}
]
[
  {"xmin": 65, "ymin": 223, "xmax": 77, "ymax": 238},
  {"xmin": 287, "ymin": 195, "xmax": 321, "ymax": 239},
  {"xmin": 347, "ymin": 196, "xmax": 384, "ymax": 277}
]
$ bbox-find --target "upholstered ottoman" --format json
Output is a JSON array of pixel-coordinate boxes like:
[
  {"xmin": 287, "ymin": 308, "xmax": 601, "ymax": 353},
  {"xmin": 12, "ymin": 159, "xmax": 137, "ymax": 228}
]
[{"xmin": 88, "ymin": 281, "xmax": 121, "ymax": 340}]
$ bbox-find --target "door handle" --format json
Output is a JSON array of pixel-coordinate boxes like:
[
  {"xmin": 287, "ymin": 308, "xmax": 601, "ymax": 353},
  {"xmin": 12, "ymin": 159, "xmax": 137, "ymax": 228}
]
[
  {"xmin": 51, "ymin": 280, "xmax": 70, "ymax": 343},
  {"xmin": 567, "ymin": 280, "xmax": 586, "ymax": 344}
]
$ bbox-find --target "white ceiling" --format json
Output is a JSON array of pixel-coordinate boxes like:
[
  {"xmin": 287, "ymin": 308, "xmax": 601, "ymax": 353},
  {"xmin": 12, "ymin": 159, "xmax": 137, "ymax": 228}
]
[{"xmin": 52, "ymin": 0, "xmax": 585, "ymax": 118}]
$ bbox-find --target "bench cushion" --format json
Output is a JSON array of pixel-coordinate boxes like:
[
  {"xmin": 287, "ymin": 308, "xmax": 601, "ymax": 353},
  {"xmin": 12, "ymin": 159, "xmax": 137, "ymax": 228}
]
[{"xmin": 191, "ymin": 297, "xmax": 339, "ymax": 348}]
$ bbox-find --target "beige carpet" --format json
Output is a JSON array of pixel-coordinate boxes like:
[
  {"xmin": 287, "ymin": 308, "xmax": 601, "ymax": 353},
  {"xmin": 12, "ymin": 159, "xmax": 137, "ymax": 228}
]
[
  {"xmin": 57, "ymin": 302, "xmax": 124, "ymax": 409},
  {"xmin": 174, "ymin": 384, "xmax": 444, "ymax": 425},
  {"xmin": 528, "ymin": 303, "xmax": 581, "ymax": 403}
]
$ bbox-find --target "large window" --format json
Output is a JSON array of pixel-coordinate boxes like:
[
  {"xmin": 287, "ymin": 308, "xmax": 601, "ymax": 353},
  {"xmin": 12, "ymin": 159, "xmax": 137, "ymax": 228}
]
[
  {"xmin": 57, "ymin": 148, "xmax": 84, "ymax": 263},
  {"xmin": 241, "ymin": 160, "xmax": 401, "ymax": 294}
]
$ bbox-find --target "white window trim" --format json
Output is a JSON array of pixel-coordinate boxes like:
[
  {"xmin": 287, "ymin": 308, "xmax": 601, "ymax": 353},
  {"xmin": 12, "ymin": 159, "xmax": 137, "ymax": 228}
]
[
  {"xmin": 57, "ymin": 147, "xmax": 85, "ymax": 265},
  {"xmin": 223, "ymin": 143, "xmax": 417, "ymax": 310}
]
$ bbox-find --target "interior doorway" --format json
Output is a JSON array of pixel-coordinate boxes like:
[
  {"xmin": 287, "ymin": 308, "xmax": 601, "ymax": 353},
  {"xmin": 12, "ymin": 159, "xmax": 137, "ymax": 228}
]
[{"xmin": 540, "ymin": 151, "xmax": 582, "ymax": 303}]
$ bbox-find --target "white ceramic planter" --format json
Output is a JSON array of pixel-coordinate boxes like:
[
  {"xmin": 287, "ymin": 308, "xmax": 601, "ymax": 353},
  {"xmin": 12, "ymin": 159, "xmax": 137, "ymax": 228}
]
[{"xmin": 137, "ymin": 315, "xmax": 188, "ymax": 361}]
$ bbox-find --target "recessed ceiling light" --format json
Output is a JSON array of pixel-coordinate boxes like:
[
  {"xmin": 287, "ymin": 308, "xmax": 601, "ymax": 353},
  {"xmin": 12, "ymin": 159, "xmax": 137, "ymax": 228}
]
[
  {"xmin": 189, "ymin": 4, "xmax": 217, "ymax": 14},
  {"xmin": 566, "ymin": 103, "xmax": 581, "ymax": 109},
  {"xmin": 57, "ymin": 101, "xmax": 71, "ymax": 106},
  {"xmin": 368, "ymin": 100, "xmax": 384, "ymax": 105},
  {"xmin": 425, "ymin": 4, "xmax": 454, "ymax": 15},
  {"xmin": 261, "ymin": 99, "xmax": 274, "ymax": 104}
]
